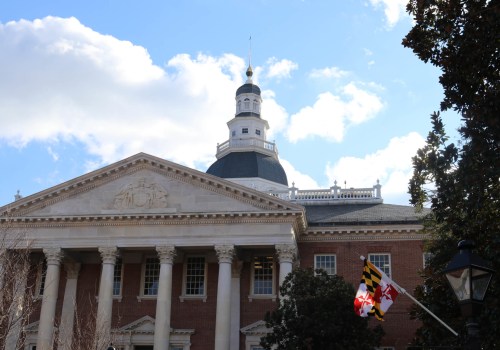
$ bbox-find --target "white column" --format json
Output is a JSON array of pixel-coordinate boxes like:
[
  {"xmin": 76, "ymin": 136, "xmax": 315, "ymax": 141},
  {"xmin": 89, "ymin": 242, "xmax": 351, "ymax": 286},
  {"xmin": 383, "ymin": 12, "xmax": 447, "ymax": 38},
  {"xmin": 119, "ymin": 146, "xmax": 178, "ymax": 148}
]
[
  {"xmin": 58, "ymin": 262, "xmax": 81, "ymax": 350},
  {"xmin": 275, "ymin": 244, "xmax": 296, "ymax": 296},
  {"xmin": 230, "ymin": 260, "xmax": 243, "ymax": 350},
  {"xmin": 214, "ymin": 245, "xmax": 234, "ymax": 350},
  {"xmin": 154, "ymin": 245, "xmax": 176, "ymax": 350},
  {"xmin": 36, "ymin": 247, "xmax": 63, "ymax": 350},
  {"xmin": 95, "ymin": 246, "xmax": 118, "ymax": 348}
]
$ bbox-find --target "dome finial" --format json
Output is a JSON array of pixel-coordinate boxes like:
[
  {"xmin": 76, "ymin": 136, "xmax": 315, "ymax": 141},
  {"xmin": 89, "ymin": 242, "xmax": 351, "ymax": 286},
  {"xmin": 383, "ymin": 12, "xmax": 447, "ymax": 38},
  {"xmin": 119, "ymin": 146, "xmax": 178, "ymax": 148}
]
[{"xmin": 246, "ymin": 36, "xmax": 253, "ymax": 83}]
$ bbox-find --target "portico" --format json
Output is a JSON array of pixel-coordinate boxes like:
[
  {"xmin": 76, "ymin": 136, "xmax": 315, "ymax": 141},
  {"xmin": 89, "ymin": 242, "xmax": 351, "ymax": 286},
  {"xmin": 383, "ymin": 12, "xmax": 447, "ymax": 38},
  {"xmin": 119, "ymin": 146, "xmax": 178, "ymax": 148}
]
[{"xmin": 3, "ymin": 153, "xmax": 304, "ymax": 350}]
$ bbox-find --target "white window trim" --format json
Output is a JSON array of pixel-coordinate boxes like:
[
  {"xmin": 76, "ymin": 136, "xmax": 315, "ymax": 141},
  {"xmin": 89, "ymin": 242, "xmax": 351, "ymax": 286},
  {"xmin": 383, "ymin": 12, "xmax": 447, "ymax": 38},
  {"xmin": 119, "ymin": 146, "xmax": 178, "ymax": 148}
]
[
  {"xmin": 248, "ymin": 256, "xmax": 277, "ymax": 302},
  {"xmin": 368, "ymin": 253, "xmax": 392, "ymax": 278},
  {"xmin": 179, "ymin": 255, "xmax": 207, "ymax": 302},
  {"xmin": 112, "ymin": 258, "xmax": 124, "ymax": 301},
  {"xmin": 137, "ymin": 256, "xmax": 159, "ymax": 302},
  {"xmin": 314, "ymin": 254, "xmax": 336, "ymax": 276}
]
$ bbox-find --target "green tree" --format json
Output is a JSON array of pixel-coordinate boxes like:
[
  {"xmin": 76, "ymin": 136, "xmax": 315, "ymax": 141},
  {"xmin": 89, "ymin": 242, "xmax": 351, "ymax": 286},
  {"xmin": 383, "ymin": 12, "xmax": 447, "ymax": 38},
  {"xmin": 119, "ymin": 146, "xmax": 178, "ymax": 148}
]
[
  {"xmin": 403, "ymin": 0, "xmax": 499, "ymax": 348},
  {"xmin": 260, "ymin": 268, "xmax": 383, "ymax": 350}
]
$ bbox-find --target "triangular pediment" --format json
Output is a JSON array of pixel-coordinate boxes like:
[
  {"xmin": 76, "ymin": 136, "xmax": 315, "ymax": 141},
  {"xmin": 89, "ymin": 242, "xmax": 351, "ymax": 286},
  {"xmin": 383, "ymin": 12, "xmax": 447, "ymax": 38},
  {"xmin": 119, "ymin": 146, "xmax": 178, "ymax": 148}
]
[
  {"xmin": 1, "ymin": 153, "xmax": 304, "ymax": 220},
  {"xmin": 116, "ymin": 315, "xmax": 155, "ymax": 333},
  {"xmin": 240, "ymin": 320, "xmax": 271, "ymax": 335}
]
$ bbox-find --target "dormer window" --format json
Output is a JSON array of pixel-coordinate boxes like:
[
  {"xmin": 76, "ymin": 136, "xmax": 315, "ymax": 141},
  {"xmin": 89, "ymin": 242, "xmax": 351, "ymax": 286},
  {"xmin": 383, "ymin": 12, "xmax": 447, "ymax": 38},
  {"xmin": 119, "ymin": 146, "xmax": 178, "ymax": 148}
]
[
  {"xmin": 253, "ymin": 100, "xmax": 259, "ymax": 112},
  {"xmin": 242, "ymin": 128, "xmax": 248, "ymax": 134}
]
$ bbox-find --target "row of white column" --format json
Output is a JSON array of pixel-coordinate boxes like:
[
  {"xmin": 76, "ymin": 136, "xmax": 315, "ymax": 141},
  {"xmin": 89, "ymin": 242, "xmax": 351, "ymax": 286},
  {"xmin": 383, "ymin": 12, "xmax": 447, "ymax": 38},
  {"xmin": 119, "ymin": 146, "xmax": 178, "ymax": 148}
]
[{"xmin": 35, "ymin": 244, "xmax": 296, "ymax": 350}]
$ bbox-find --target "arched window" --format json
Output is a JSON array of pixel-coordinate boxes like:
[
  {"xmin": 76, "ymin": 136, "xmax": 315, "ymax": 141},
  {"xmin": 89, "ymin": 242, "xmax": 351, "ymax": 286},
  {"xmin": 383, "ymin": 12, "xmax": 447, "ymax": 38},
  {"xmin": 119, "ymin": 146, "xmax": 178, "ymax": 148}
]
[
  {"xmin": 244, "ymin": 98, "xmax": 250, "ymax": 110},
  {"xmin": 253, "ymin": 99, "xmax": 259, "ymax": 112}
]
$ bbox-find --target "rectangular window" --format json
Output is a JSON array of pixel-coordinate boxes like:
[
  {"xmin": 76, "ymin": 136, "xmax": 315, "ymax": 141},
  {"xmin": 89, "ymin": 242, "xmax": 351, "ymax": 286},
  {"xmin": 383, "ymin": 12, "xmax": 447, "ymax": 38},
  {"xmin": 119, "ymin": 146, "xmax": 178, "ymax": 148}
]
[
  {"xmin": 113, "ymin": 258, "xmax": 123, "ymax": 296},
  {"xmin": 37, "ymin": 261, "xmax": 47, "ymax": 296},
  {"xmin": 369, "ymin": 253, "xmax": 391, "ymax": 278},
  {"xmin": 314, "ymin": 254, "xmax": 336, "ymax": 275},
  {"xmin": 143, "ymin": 258, "xmax": 160, "ymax": 296},
  {"xmin": 232, "ymin": 130, "xmax": 236, "ymax": 137},
  {"xmin": 255, "ymin": 129, "xmax": 261, "ymax": 136},
  {"xmin": 185, "ymin": 257, "xmax": 206, "ymax": 296},
  {"xmin": 251, "ymin": 346, "xmax": 265, "ymax": 350},
  {"xmin": 253, "ymin": 256, "xmax": 274, "ymax": 295},
  {"xmin": 242, "ymin": 128, "xmax": 248, "ymax": 134},
  {"xmin": 423, "ymin": 252, "xmax": 432, "ymax": 268}
]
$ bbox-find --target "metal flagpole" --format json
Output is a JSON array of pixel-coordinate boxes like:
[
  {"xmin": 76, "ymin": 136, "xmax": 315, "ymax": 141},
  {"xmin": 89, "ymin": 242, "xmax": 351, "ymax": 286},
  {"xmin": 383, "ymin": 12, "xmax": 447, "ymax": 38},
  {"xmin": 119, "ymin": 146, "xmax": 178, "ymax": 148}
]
[{"xmin": 359, "ymin": 256, "xmax": 458, "ymax": 337}]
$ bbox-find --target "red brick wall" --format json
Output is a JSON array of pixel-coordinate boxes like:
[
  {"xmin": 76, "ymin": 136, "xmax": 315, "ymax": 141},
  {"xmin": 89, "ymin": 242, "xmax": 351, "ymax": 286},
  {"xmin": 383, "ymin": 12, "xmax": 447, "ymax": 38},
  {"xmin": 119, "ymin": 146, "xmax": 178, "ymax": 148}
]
[
  {"xmin": 27, "ymin": 240, "xmax": 423, "ymax": 349},
  {"xmin": 298, "ymin": 239, "xmax": 424, "ymax": 350}
]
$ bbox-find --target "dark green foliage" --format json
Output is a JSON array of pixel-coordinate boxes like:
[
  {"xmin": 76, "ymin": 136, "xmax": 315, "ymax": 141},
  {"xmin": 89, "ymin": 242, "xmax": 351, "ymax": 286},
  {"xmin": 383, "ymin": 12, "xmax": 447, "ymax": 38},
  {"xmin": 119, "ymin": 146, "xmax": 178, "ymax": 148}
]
[
  {"xmin": 260, "ymin": 268, "xmax": 383, "ymax": 350},
  {"xmin": 403, "ymin": 0, "xmax": 499, "ymax": 348}
]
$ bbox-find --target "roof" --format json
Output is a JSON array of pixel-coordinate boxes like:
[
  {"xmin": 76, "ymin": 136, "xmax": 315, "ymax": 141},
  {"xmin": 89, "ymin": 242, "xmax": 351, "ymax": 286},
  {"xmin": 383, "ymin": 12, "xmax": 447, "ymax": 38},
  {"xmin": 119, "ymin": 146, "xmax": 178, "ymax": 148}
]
[
  {"xmin": 304, "ymin": 203, "xmax": 430, "ymax": 226},
  {"xmin": 206, "ymin": 151, "xmax": 288, "ymax": 186},
  {"xmin": 236, "ymin": 83, "xmax": 261, "ymax": 96}
]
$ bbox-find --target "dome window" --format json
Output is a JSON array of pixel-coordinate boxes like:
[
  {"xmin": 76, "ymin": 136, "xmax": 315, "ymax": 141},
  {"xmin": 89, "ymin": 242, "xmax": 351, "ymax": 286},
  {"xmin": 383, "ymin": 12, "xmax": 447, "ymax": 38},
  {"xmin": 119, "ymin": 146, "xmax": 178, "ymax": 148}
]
[
  {"xmin": 253, "ymin": 100, "xmax": 259, "ymax": 112},
  {"xmin": 244, "ymin": 98, "xmax": 250, "ymax": 110}
]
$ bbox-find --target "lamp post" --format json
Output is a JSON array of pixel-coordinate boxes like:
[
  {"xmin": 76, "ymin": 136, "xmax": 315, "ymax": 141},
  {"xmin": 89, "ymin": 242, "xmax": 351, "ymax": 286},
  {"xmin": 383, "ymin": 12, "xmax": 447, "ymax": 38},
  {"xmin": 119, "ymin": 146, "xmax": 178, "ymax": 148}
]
[{"xmin": 443, "ymin": 240, "xmax": 494, "ymax": 350}]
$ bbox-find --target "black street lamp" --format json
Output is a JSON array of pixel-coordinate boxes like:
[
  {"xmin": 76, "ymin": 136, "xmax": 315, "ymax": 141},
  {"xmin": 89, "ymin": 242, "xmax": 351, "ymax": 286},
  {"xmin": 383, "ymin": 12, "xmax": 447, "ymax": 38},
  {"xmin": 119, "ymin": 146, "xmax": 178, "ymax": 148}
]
[{"xmin": 443, "ymin": 240, "xmax": 494, "ymax": 350}]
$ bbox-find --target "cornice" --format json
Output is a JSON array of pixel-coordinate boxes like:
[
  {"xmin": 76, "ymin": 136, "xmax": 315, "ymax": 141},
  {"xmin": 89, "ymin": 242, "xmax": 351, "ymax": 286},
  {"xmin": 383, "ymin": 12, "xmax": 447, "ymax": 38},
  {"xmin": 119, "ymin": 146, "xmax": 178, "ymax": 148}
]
[
  {"xmin": 300, "ymin": 226, "xmax": 429, "ymax": 242},
  {"xmin": 1, "ymin": 210, "xmax": 303, "ymax": 228}
]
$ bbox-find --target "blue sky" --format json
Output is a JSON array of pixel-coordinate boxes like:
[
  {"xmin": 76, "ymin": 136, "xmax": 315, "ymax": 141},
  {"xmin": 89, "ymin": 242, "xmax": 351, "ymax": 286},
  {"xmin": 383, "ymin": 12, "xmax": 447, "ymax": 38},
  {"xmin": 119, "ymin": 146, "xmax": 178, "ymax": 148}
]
[{"xmin": 0, "ymin": 0, "xmax": 459, "ymax": 206}]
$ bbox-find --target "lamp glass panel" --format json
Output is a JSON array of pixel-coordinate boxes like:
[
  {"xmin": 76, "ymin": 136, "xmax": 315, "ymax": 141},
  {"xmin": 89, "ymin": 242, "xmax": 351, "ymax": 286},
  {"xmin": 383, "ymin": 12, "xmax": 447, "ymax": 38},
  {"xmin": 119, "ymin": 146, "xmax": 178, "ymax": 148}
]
[
  {"xmin": 446, "ymin": 267, "xmax": 471, "ymax": 301},
  {"xmin": 472, "ymin": 270, "xmax": 492, "ymax": 301}
]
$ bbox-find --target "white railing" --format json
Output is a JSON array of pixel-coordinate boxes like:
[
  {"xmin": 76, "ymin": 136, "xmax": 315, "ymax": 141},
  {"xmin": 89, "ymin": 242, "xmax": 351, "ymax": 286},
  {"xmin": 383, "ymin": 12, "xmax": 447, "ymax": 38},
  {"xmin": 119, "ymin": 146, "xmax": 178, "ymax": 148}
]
[
  {"xmin": 267, "ymin": 181, "xmax": 382, "ymax": 204},
  {"xmin": 216, "ymin": 137, "xmax": 278, "ymax": 158}
]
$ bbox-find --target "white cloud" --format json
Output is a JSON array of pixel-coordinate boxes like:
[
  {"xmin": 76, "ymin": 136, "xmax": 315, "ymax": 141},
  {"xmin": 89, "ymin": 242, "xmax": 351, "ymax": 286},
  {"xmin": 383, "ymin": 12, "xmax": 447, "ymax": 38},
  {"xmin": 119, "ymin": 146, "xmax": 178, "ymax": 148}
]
[
  {"xmin": 261, "ymin": 90, "xmax": 289, "ymax": 138},
  {"xmin": 285, "ymin": 83, "xmax": 383, "ymax": 143},
  {"xmin": 265, "ymin": 57, "xmax": 298, "ymax": 80},
  {"xmin": 0, "ymin": 16, "xmax": 260, "ymax": 169},
  {"xmin": 324, "ymin": 132, "xmax": 425, "ymax": 203},
  {"xmin": 309, "ymin": 66, "xmax": 348, "ymax": 79},
  {"xmin": 280, "ymin": 159, "xmax": 319, "ymax": 190},
  {"xmin": 368, "ymin": 0, "xmax": 409, "ymax": 27}
]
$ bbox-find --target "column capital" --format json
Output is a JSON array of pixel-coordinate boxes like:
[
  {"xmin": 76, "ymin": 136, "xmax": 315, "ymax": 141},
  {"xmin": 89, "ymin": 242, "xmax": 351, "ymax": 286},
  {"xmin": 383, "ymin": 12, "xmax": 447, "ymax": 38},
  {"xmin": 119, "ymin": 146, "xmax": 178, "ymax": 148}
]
[
  {"xmin": 43, "ymin": 247, "xmax": 62, "ymax": 265},
  {"xmin": 98, "ymin": 247, "xmax": 118, "ymax": 264},
  {"xmin": 64, "ymin": 262, "xmax": 81, "ymax": 279},
  {"xmin": 275, "ymin": 244, "xmax": 296, "ymax": 263},
  {"xmin": 156, "ymin": 246, "xmax": 176, "ymax": 264},
  {"xmin": 215, "ymin": 245, "xmax": 235, "ymax": 264}
]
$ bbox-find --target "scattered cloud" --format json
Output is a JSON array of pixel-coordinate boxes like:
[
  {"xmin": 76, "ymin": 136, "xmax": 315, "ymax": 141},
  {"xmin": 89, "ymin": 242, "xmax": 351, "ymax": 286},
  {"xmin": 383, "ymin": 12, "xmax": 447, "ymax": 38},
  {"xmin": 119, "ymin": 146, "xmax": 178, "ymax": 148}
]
[
  {"xmin": 309, "ymin": 66, "xmax": 349, "ymax": 79},
  {"xmin": 363, "ymin": 48, "xmax": 373, "ymax": 56},
  {"xmin": 368, "ymin": 0, "xmax": 409, "ymax": 27},
  {"xmin": 0, "ymin": 17, "xmax": 255, "ymax": 169},
  {"xmin": 324, "ymin": 132, "xmax": 425, "ymax": 203},
  {"xmin": 285, "ymin": 83, "xmax": 384, "ymax": 143},
  {"xmin": 47, "ymin": 146, "xmax": 59, "ymax": 161},
  {"xmin": 265, "ymin": 57, "xmax": 298, "ymax": 80}
]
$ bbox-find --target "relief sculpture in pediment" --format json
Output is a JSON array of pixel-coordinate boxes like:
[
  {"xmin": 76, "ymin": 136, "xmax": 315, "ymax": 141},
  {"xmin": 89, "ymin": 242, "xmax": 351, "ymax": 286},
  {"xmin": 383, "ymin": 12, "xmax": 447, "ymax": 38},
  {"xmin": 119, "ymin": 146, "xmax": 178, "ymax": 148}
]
[{"xmin": 114, "ymin": 177, "xmax": 168, "ymax": 209}]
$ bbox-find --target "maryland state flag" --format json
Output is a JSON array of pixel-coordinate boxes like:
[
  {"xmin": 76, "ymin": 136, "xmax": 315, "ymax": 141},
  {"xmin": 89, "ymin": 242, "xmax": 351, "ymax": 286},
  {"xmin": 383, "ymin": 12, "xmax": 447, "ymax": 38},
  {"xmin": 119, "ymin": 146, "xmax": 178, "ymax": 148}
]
[{"xmin": 354, "ymin": 258, "xmax": 399, "ymax": 320}]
